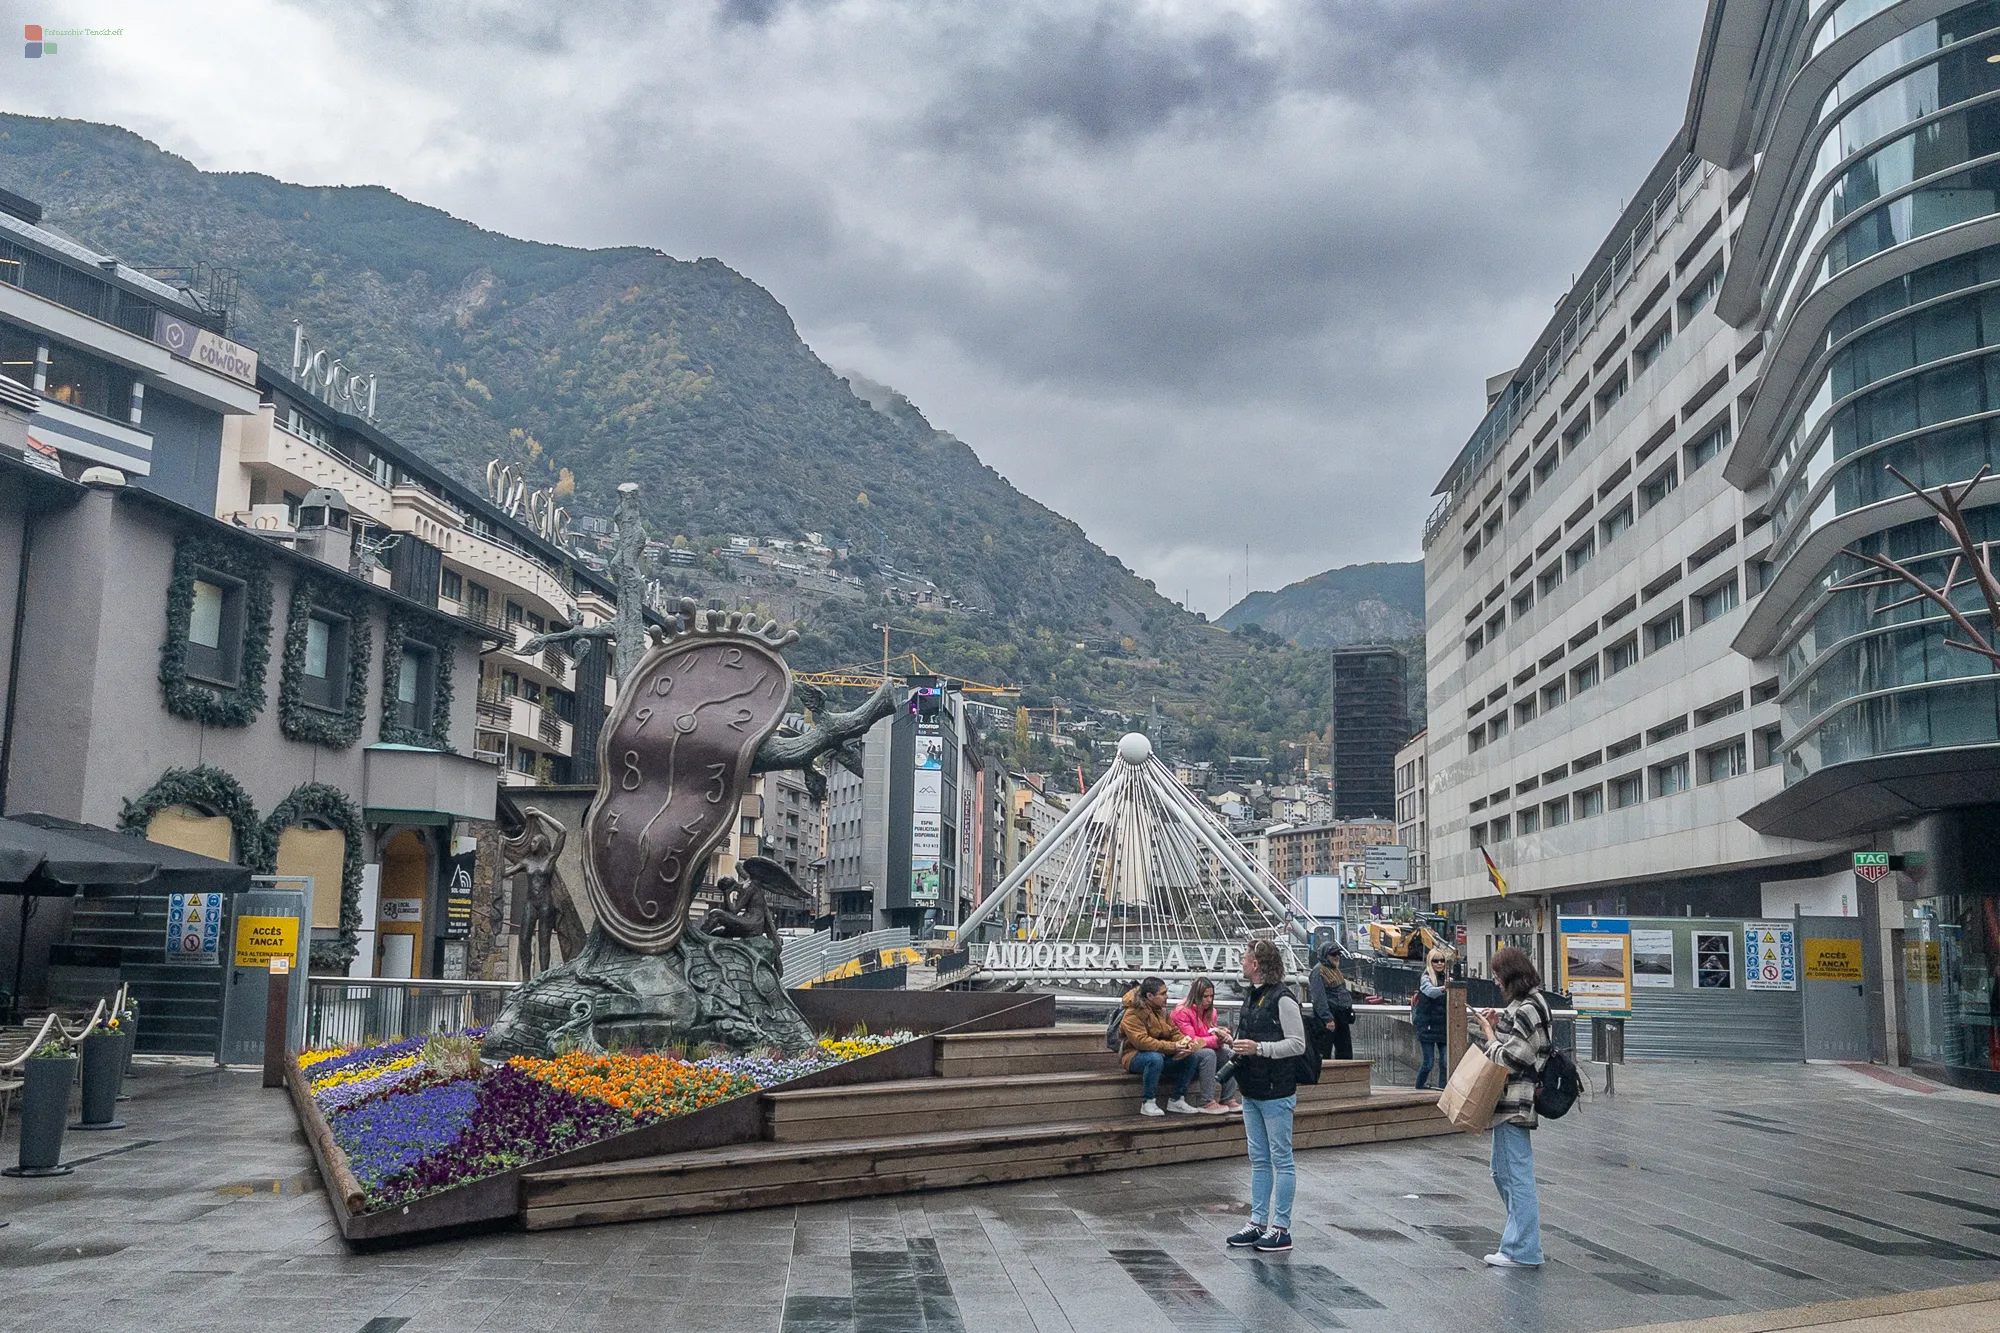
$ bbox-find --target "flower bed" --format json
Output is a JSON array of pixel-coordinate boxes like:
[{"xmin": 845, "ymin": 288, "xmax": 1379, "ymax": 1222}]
[{"xmin": 301, "ymin": 1029, "xmax": 912, "ymax": 1212}]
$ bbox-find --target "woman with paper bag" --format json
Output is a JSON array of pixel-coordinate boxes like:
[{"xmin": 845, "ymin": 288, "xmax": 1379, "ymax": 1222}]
[
  {"xmin": 1466, "ymin": 946, "xmax": 1553, "ymax": 1269},
  {"xmin": 1437, "ymin": 1040, "xmax": 1507, "ymax": 1132}
]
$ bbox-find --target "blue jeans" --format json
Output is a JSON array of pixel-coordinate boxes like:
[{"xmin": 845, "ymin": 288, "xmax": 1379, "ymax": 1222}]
[
  {"xmin": 1416, "ymin": 1038, "xmax": 1446, "ymax": 1089},
  {"xmin": 1242, "ymin": 1094, "xmax": 1296, "ymax": 1231},
  {"xmin": 1490, "ymin": 1122, "xmax": 1544, "ymax": 1264},
  {"xmin": 1130, "ymin": 1050, "xmax": 1195, "ymax": 1103}
]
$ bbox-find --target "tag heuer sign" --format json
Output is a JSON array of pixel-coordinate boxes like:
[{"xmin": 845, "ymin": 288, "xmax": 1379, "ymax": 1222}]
[
  {"xmin": 1853, "ymin": 851, "xmax": 1892, "ymax": 883},
  {"xmin": 152, "ymin": 312, "xmax": 259, "ymax": 385}
]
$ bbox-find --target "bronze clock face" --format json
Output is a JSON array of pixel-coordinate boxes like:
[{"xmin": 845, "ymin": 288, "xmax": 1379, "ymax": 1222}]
[{"xmin": 581, "ymin": 635, "xmax": 793, "ymax": 951}]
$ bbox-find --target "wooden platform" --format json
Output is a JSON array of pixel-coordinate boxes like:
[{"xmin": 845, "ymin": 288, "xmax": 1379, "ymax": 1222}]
[{"xmin": 518, "ymin": 1025, "xmax": 1453, "ymax": 1230}]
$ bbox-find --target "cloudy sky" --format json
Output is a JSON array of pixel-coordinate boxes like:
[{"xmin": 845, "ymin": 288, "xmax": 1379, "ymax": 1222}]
[{"xmin": 4, "ymin": 0, "xmax": 1707, "ymax": 616}]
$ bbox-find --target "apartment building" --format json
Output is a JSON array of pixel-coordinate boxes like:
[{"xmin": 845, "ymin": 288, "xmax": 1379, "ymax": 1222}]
[
  {"xmin": 1251, "ymin": 819, "xmax": 1396, "ymax": 883},
  {"xmin": 1394, "ymin": 730, "xmax": 1429, "ymax": 905},
  {"xmin": 1328, "ymin": 647, "xmax": 1410, "ymax": 818},
  {"xmin": 1425, "ymin": 0, "xmax": 2000, "ymax": 1086}
]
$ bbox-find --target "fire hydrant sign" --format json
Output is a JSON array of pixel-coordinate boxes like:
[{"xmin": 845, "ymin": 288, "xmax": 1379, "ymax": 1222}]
[
  {"xmin": 1744, "ymin": 921, "xmax": 1797, "ymax": 991},
  {"xmin": 165, "ymin": 892, "xmax": 223, "ymax": 965},
  {"xmin": 233, "ymin": 915, "xmax": 299, "ymax": 968}
]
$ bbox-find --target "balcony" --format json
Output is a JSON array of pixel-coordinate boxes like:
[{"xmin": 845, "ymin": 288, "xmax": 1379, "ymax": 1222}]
[
  {"xmin": 498, "ymin": 621, "xmax": 576, "ymax": 692},
  {"xmin": 505, "ymin": 695, "xmax": 572, "ymax": 758}
]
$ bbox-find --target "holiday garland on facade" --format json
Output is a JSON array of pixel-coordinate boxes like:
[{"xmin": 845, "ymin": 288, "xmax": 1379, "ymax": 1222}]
[
  {"xmin": 380, "ymin": 606, "xmax": 457, "ymax": 751},
  {"xmin": 118, "ymin": 765, "xmax": 268, "ymax": 871},
  {"xmin": 159, "ymin": 531, "xmax": 273, "ymax": 727},
  {"xmin": 278, "ymin": 571, "xmax": 374, "ymax": 748},
  {"xmin": 265, "ymin": 782, "xmax": 367, "ymax": 973}
]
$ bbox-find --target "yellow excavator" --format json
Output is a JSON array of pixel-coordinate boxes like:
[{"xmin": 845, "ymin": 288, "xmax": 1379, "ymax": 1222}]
[{"xmin": 1365, "ymin": 920, "xmax": 1447, "ymax": 962}]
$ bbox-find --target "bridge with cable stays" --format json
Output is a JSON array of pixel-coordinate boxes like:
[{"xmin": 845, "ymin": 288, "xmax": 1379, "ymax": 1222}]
[{"xmin": 954, "ymin": 733, "xmax": 1317, "ymax": 983}]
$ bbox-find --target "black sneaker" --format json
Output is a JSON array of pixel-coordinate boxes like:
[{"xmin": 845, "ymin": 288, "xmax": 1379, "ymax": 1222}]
[
  {"xmin": 1225, "ymin": 1224, "xmax": 1266, "ymax": 1248},
  {"xmin": 1253, "ymin": 1228, "xmax": 1293, "ymax": 1253}
]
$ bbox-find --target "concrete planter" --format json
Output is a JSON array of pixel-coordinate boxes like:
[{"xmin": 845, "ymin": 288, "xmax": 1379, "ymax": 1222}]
[
  {"xmin": 73, "ymin": 1032, "xmax": 125, "ymax": 1130},
  {"xmin": 4, "ymin": 1055, "xmax": 77, "ymax": 1176}
]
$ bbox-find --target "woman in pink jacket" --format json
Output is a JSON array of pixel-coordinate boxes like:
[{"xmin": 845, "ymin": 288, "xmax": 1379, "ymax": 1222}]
[{"xmin": 1172, "ymin": 976, "xmax": 1241, "ymax": 1113}]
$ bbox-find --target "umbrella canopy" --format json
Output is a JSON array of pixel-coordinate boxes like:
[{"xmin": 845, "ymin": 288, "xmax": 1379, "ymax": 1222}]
[{"xmin": 0, "ymin": 813, "xmax": 252, "ymax": 896}]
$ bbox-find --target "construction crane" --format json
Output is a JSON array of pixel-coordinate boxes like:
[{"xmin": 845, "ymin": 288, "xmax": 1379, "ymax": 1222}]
[
  {"xmin": 1284, "ymin": 731, "xmax": 1329, "ymax": 778},
  {"xmin": 794, "ymin": 650, "xmax": 1020, "ymax": 698}
]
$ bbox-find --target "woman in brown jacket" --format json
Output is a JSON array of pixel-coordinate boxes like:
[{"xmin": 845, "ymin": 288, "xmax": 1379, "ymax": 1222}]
[{"xmin": 1119, "ymin": 977, "xmax": 1199, "ymax": 1116}]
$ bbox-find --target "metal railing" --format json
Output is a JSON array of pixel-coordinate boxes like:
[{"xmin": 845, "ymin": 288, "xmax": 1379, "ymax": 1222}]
[
  {"xmin": 779, "ymin": 927, "xmax": 914, "ymax": 988},
  {"xmin": 306, "ymin": 977, "xmax": 519, "ymax": 1048}
]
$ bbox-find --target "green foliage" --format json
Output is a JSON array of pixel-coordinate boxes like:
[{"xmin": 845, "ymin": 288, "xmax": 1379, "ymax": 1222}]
[
  {"xmin": 278, "ymin": 571, "xmax": 373, "ymax": 748},
  {"xmin": 379, "ymin": 607, "xmax": 456, "ymax": 751},
  {"xmin": 264, "ymin": 782, "xmax": 366, "ymax": 973},
  {"xmin": 159, "ymin": 531, "xmax": 272, "ymax": 728},
  {"xmin": 118, "ymin": 765, "xmax": 266, "ymax": 871},
  {"xmin": 420, "ymin": 1032, "xmax": 484, "ymax": 1079}
]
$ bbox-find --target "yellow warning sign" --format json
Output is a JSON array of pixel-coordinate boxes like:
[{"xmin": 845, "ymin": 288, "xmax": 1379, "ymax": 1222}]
[
  {"xmin": 234, "ymin": 915, "xmax": 298, "ymax": 968},
  {"xmin": 1803, "ymin": 937, "xmax": 1863, "ymax": 981}
]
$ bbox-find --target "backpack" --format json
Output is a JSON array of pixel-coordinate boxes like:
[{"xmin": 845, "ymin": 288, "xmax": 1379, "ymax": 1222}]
[
  {"xmin": 1291, "ymin": 984, "xmax": 1322, "ymax": 1086},
  {"xmin": 1105, "ymin": 1003, "xmax": 1125, "ymax": 1053},
  {"xmin": 1530, "ymin": 994, "xmax": 1580, "ymax": 1119}
]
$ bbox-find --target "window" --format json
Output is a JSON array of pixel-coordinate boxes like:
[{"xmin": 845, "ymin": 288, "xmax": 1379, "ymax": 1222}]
[
  {"xmin": 1485, "ymin": 610, "xmax": 1505, "ymax": 641},
  {"xmin": 1515, "ymin": 698, "xmax": 1537, "ymax": 726},
  {"xmin": 1693, "ymin": 576, "xmax": 1740, "ymax": 626},
  {"xmin": 1606, "ymin": 734, "xmax": 1642, "ymax": 760},
  {"xmin": 1606, "ymin": 634, "xmax": 1639, "ymax": 675},
  {"xmin": 439, "ymin": 567, "xmax": 463, "ymax": 602},
  {"xmin": 1641, "ymin": 463, "xmax": 1678, "ymax": 511},
  {"xmin": 1695, "ymin": 693, "xmax": 1744, "ymax": 726},
  {"xmin": 396, "ymin": 642, "xmax": 436, "ymax": 733},
  {"xmin": 1489, "ymin": 814, "xmax": 1511, "ymax": 842},
  {"xmin": 1680, "ymin": 262, "xmax": 1722, "ymax": 324},
  {"xmin": 1633, "ymin": 318, "xmax": 1673, "ymax": 373},
  {"xmin": 466, "ymin": 581, "xmax": 491, "ymax": 623},
  {"xmin": 1463, "ymin": 535, "xmax": 1481, "ymax": 566},
  {"xmin": 1647, "ymin": 716, "xmax": 1689, "ymax": 744},
  {"xmin": 1464, "ymin": 629, "xmax": 1484, "ymax": 659},
  {"xmin": 1537, "ymin": 563, "xmax": 1562, "ymax": 597},
  {"xmin": 1508, "ymin": 480, "xmax": 1531, "ymax": 516},
  {"xmin": 1699, "ymin": 739, "xmax": 1748, "ymax": 783},
  {"xmin": 1600, "ymin": 499, "xmax": 1634, "ymax": 545},
  {"xmin": 1748, "ymin": 557, "xmax": 1774, "ymax": 594},
  {"xmin": 1685, "ymin": 420, "xmax": 1731, "ymax": 472},
  {"xmin": 185, "ymin": 574, "xmax": 245, "ymax": 686},
  {"xmin": 1482, "ymin": 511, "xmax": 1502, "ymax": 545},
  {"xmin": 1646, "ymin": 607, "xmax": 1685, "ymax": 652},
  {"xmin": 0, "ymin": 322, "xmax": 37, "ymax": 387},
  {"xmin": 1516, "ymin": 807, "xmax": 1540, "ymax": 835},
  {"xmin": 1649, "ymin": 756, "xmax": 1690, "ymax": 797},
  {"xmin": 1563, "ymin": 414, "xmax": 1592, "ymax": 454},
  {"xmin": 1488, "ymin": 713, "xmax": 1509, "ymax": 741},
  {"xmin": 301, "ymin": 611, "xmax": 350, "ymax": 711},
  {"xmin": 1575, "ymin": 786, "xmax": 1605, "ymax": 818},
  {"xmin": 1755, "ymin": 725, "xmax": 1783, "ymax": 769},
  {"xmin": 1468, "ymin": 725, "xmax": 1486, "ymax": 753},
  {"xmin": 1573, "ymin": 749, "xmax": 1603, "ymax": 771},
  {"xmin": 1611, "ymin": 773, "xmax": 1644, "ymax": 808},
  {"xmin": 1751, "ymin": 678, "xmax": 1780, "ymax": 704},
  {"xmin": 1543, "ymin": 796, "xmax": 1570, "ymax": 827},
  {"xmin": 42, "ymin": 337, "xmax": 134, "ymax": 419},
  {"xmin": 505, "ymin": 601, "xmax": 525, "ymax": 626},
  {"xmin": 1512, "ymin": 588, "xmax": 1534, "ymax": 620},
  {"xmin": 1596, "ymin": 370, "xmax": 1627, "ymax": 414},
  {"xmin": 1567, "ymin": 534, "xmax": 1596, "ymax": 574},
  {"xmin": 1571, "ymin": 659, "xmax": 1600, "ymax": 695},
  {"xmin": 1540, "ymin": 679, "xmax": 1566, "ymax": 711},
  {"xmin": 1534, "ymin": 450, "xmax": 1560, "ymax": 486}
]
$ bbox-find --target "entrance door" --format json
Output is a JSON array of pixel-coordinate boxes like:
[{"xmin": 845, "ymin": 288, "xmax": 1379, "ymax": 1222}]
[
  {"xmin": 379, "ymin": 932, "xmax": 415, "ymax": 979},
  {"xmin": 375, "ymin": 829, "xmax": 428, "ymax": 978},
  {"xmin": 1802, "ymin": 915, "xmax": 1869, "ymax": 1061}
]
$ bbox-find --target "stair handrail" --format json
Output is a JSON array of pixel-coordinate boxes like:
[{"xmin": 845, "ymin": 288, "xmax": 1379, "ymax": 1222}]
[{"xmin": 0, "ymin": 1012, "xmax": 59, "ymax": 1072}]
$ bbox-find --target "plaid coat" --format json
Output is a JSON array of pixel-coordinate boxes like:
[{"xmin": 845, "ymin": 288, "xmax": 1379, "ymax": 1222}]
[{"xmin": 1470, "ymin": 989, "xmax": 1551, "ymax": 1129}]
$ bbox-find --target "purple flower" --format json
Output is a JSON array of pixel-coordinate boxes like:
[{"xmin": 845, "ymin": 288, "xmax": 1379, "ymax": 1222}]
[
  {"xmin": 367, "ymin": 1067, "xmax": 630, "ymax": 1211},
  {"xmin": 330, "ymin": 1079, "xmax": 481, "ymax": 1191},
  {"xmin": 318, "ymin": 1062, "xmax": 451, "ymax": 1115},
  {"xmin": 305, "ymin": 1027, "xmax": 489, "ymax": 1084}
]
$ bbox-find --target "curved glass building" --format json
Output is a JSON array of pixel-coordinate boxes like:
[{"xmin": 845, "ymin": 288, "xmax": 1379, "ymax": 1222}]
[{"xmin": 1425, "ymin": 0, "xmax": 2000, "ymax": 1088}]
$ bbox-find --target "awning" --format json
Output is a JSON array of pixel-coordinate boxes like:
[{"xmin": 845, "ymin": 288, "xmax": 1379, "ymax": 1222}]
[{"xmin": 0, "ymin": 812, "xmax": 252, "ymax": 895}]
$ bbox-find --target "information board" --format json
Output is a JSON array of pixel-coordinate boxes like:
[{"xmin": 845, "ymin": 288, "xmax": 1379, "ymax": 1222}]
[
  {"xmin": 233, "ymin": 914, "xmax": 299, "ymax": 968},
  {"xmin": 1803, "ymin": 936, "xmax": 1863, "ymax": 981},
  {"xmin": 1630, "ymin": 927, "xmax": 1676, "ymax": 988},
  {"xmin": 1559, "ymin": 917, "xmax": 1632, "ymax": 1016},
  {"xmin": 164, "ymin": 892, "xmax": 223, "ymax": 966},
  {"xmin": 1744, "ymin": 921, "xmax": 1797, "ymax": 991}
]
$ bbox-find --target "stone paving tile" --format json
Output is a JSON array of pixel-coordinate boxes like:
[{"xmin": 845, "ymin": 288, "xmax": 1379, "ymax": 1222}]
[{"xmin": 3, "ymin": 1061, "xmax": 1998, "ymax": 1332}]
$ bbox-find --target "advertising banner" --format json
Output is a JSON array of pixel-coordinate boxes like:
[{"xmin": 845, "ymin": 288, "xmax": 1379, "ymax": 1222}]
[
  {"xmin": 443, "ymin": 846, "xmax": 477, "ymax": 940},
  {"xmin": 1630, "ymin": 927, "xmax": 1676, "ymax": 988},
  {"xmin": 1744, "ymin": 921, "xmax": 1798, "ymax": 991},
  {"xmin": 1559, "ymin": 917, "xmax": 1632, "ymax": 1016}
]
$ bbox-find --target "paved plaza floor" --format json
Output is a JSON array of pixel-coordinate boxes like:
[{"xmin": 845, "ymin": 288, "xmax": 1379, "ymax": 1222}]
[{"xmin": 0, "ymin": 1058, "xmax": 1995, "ymax": 1333}]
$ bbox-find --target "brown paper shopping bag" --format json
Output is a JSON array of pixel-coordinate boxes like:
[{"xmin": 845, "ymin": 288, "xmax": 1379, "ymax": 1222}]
[{"xmin": 1437, "ymin": 1043, "xmax": 1508, "ymax": 1133}]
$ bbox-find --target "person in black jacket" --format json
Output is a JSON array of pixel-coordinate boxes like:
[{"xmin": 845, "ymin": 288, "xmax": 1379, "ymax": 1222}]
[
  {"xmin": 1223, "ymin": 938, "xmax": 1307, "ymax": 1254},
  {"xmin": 1410, "ymin": 947, "xmax": 1451, "ymax": 1090},
  {"xmin": 1306, "ymin": 943, "xmax": 1355, "ymax": 1061}
]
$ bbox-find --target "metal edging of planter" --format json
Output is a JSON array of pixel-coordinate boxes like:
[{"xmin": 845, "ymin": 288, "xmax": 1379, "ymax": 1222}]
[{"xmin": 297, "ymin": 990, "xmax": 1057, "ymax": 1246}]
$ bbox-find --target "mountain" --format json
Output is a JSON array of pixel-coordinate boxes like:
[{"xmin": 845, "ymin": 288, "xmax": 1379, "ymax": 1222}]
[
  {"xmin": 1218, "ymin": 561, "xmax": 1425, "ymax": 647},
  {"xmin": 0, "ymin": 113, "xmax": 1355, "ymax": 780}
]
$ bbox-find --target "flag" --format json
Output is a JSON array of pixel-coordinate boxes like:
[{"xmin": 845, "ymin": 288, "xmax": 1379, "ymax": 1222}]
[{"xmin": 1481, "ymin": 846, "xmax": 1508, "ymax": 898}]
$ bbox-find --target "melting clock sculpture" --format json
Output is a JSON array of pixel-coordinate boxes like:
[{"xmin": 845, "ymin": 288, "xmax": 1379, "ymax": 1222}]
[{"xmin": 483, "ymin": 604, "xmax": 895, "ymax": 1058}]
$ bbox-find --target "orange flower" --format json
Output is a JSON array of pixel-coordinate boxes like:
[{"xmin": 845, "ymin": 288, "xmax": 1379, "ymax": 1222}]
[{"xmin": 508, "ymin": 1051, "xmax": 753, "ymax": 1119}]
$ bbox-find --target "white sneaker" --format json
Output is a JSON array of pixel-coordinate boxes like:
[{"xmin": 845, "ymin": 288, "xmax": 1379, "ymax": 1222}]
[
  {"xmin": 1140, "ymin": 1101, "xmax": 1165, "ymax": 1117},
  {"xmin": 1166, "ymin": 1098, "xmax": 1200, "ymax": 1115},
  {"xmin": 1482, "ymin": 1252, "xmax": 1540, "ymax": 1268}
]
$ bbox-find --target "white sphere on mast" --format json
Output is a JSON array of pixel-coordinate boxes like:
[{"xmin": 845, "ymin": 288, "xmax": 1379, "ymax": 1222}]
[{"xmin": 1116, "ymin": 732, "xmax": 1153, "ymax": 767}]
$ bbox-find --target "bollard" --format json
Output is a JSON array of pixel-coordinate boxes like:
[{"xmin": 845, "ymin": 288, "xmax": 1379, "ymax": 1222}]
[
  {"xmin": 1446, "ymin": 980, "xmax": 1468, "ymax": 1074},
  {"xmin": 262, "ymin": 957, "xmax": 291, "ymax": 1089}
]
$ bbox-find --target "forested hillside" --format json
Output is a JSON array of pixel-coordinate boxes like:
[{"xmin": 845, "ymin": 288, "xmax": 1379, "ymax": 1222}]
[{"xmin": 0, "ymin": 113, "xmax": 1371, "ymax": 779}]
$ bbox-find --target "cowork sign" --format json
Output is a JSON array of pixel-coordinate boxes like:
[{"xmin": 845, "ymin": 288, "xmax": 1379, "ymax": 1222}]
[
  {"xmin": 291, "ymin": 323, "xmax": 379, "ymax": 421},
  {"xmin": 152, "ymin": 313, "xmax": 259, "ymax": 385}
]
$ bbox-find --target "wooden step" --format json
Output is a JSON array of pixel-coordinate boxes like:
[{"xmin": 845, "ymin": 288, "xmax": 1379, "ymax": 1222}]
[
  {"xmin": 765, "ymin": 1062, "xmax": 1374, "ymax": 1141},
  {"xmin": 520, "ymin": 1089, "xmax": 1452, "ymax": 1230}
]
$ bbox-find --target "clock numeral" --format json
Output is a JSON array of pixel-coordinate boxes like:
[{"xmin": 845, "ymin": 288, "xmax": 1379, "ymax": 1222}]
[
  {"xmin": 722, "ymin": 646, "xmax": 745, "ymax": 669},
  {"xmin": 649, "ymin": 673, "xmax": 674, "ymax": 697},
  {"xmin": 727, "ymin": 707, "xmax": 754, "ymax": 731},
  {"xmin": 634, "ymin": 707, "xmax": 653, "ymax": 730},
  {"xmin": 657, "ymin": 854, "xmax": 683, "ymax": 885},
  {"xmin": 705, "ymin": 763, "xmax": 728, "ymax": 803},
  {"xmin": 621, "ymin": 750, "xmax": 643, "ymax": 790}
]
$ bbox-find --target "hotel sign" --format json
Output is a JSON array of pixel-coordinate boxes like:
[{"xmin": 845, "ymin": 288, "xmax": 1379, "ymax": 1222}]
[
  {"xmin": 152, "ymin": 313, "xmax": 259, "ymax": 386},
  {"xmin": 291, "ymin": 323, "xmax": 379, "ymax": 422}
]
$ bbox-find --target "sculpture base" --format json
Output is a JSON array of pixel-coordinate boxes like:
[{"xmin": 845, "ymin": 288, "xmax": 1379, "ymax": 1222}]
[{"xmin": 481, "ymin": 926, "xmax": 816, "ymax": 1059}]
